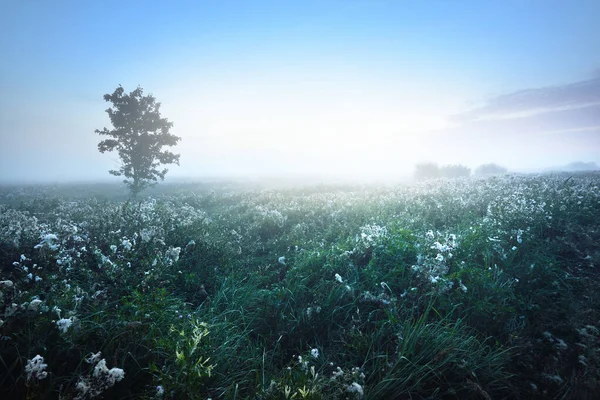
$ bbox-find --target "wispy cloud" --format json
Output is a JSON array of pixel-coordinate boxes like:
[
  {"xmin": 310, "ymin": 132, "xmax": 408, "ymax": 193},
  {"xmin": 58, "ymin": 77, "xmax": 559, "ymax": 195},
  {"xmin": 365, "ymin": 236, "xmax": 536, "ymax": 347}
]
[
  {"xmin": 417, "ymin": 72, "xmax": 600, "ymax": 169},
  {"xmin": 452, "ymin": 73, "xmax": 600, "ymax": 123}
]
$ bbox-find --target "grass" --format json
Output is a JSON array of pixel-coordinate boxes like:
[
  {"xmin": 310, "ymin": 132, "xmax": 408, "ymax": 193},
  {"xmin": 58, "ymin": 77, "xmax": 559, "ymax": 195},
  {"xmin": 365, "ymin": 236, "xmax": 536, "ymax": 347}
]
[{"xmin": 1, "ymin": 172, "xmax": 599, "ymax": 399}]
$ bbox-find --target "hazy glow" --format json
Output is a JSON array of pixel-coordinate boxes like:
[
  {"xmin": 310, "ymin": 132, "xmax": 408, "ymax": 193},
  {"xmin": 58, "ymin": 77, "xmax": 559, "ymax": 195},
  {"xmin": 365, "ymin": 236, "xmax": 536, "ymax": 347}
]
[
  {"xmin": 157, "ymin": 72, "xmax": 460, "ymax": 177},
  {"xmin": 1, "ymin": 0, "xmax": 599, "ymax": 182}
]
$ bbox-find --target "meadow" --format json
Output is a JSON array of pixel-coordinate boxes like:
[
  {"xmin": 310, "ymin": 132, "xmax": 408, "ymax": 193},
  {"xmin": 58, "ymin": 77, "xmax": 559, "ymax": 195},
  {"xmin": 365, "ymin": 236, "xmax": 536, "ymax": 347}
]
[{"xmin": 0, "ymin": 172, "xmax": 599, "ymax": 399}]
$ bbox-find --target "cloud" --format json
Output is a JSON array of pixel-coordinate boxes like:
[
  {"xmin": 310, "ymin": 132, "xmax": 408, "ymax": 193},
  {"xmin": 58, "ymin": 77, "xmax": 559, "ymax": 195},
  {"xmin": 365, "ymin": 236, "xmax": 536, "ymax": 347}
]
[
  {"xmin": 452, "ymin": 74, "xmax": 600, "ymax": 123},
  {"xmin": 454, "ymin": 103, "xmax": 600, "ymax": 137},
  {"xmin": 412, "ymin": 72, "xmax": 600, "ymax": 170}
]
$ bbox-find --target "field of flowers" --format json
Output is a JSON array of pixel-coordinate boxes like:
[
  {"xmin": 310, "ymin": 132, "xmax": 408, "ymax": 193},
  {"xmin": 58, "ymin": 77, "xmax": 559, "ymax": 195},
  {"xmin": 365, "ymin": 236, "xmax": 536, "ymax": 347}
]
[{"xmin": 1, "ymin": 172, "xmax": 599, "ymax": 399}]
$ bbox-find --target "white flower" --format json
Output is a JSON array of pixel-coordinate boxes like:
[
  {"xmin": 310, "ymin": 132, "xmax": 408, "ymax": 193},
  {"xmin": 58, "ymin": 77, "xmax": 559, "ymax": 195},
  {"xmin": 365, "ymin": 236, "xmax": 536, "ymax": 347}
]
[
  {"xmin": 156, "ymin": 385, "xmax": 165, "ymax": 396},
  {"xmin": 106, "ymin": 367, "xmax": 125, "ymax": 385},
  {"xmin": 516, "ymin": 229, "xmax": 523, "ymax": 244},
  {"xmin": 185, "ymin": 240, "xmax": 196, "ymax": 251},
  {"xmin": 512, "ymin": 246, "xmax": 517, "ymax": 251},
  {"xmin": 431, "ymin": 242, "xmax": 448, "ymax": 252},
  {"xmin": 76, "ymin": 379, "xmax": 91, "ymax": 396},
  {"xmin": 459, "ymin": 280, "xmax": 468, "ymax": 293},
  {"xmin": 85, "ymin": 351, "xmax": 102, "ymax": 364},
  {"xmin": 57, "ymin": 317, "xmax": 73, "ymax": 333},
  {"xmin": 335, "ymin": 273, "xmax": 343, "ymax": 283},
  {"xmin": 347, "ymin": 382, "xmax": 364, "ymax": 396},
  {"xmin": 278, "ymin": 256, "xmax": 286, "ymax": 265},
  {"xmin": 5, "ymin": 303, "xmax": 19, "ymax": 317},
  {"xmin": 34, "ymin": 233, "xmax": 59, "ymax": 250},
  {"xmin": 25, "ymin": 355, "xmax": 48, "ymax": 381},
  {"xmin": 425, "ymin": 230, "xmax": 435, "ymax": 240},
  {"xmin": 311, "ymin": 348, "xmax": 319, "ymax": 359},
  {"xmin": 121, "ymin": 239, "xmax": 132, "ymax": 251},
  {"xmin": 93, "ymin": 359, "xmax": 108, "ymax": 377},
  {"xmin": 0, "ymin": 280, "xmax": 14, "ymax": 289},
  {"xmin": 110, "ymin": 245, "xmax": 118, "ymax": 253},
  {"xmin": 28, "ymin": 298, "xmax": 43, "ymax": 311},
  {"xmin": 166, "ymin": 247, "xmax": 181, "ymax": 263},
  {"xmin": 435, "ymin": 254, "xmax": 444, "ymax": 262}
]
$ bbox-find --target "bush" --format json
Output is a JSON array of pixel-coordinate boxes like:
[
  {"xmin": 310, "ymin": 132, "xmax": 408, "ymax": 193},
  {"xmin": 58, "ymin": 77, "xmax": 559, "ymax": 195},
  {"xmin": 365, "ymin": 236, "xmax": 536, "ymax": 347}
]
[
  {"xmin": 440, "ymin": 164, "xmax": 471, "ymax": 178},
  {"xmin": 414, "ymin": 163, "xmax": 440, "ymax": 180},
  {"xmin": 475, "ymin": 163, "xmax": 507, "ymax": 176}
]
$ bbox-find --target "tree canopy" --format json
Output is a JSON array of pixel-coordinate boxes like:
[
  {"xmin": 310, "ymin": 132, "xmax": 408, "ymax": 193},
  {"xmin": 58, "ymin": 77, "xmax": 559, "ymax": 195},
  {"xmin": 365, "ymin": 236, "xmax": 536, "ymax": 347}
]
[{"xmin": 96, "ymin": 85, "xmax": 181, "ymax": 197}]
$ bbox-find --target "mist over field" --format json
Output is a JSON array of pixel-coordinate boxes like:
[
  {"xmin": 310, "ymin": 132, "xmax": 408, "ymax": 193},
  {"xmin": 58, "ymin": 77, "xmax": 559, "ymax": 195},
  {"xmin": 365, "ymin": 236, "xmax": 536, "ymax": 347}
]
[
  {"xmin": 2, "ymin": 2, "xmax": 600, "ymax": 400},
  {"xmin": 1, "ymin": 0, "xmax": 599, "ymax": 184}
]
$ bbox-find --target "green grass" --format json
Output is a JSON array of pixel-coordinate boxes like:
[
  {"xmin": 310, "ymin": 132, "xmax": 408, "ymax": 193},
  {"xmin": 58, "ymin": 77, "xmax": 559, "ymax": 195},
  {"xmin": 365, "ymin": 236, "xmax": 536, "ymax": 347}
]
[{"xmin": 1, "ymin": 172, "xmax": 599, "ymax": 399}]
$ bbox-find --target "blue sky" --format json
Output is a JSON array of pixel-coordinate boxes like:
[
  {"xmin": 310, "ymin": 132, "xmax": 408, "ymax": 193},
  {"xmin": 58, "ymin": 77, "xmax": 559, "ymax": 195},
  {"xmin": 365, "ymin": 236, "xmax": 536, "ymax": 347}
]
[{"xmin": 1, "ymin": 0, "xmax": 599, "ymax": 182}]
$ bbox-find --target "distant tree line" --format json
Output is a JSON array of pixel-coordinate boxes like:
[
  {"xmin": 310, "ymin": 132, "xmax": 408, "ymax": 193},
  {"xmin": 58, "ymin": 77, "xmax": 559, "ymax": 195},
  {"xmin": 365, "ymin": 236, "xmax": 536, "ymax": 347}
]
[{"xmin": 414, "ymin": 162, "xmax": 507, "ymax": 180}]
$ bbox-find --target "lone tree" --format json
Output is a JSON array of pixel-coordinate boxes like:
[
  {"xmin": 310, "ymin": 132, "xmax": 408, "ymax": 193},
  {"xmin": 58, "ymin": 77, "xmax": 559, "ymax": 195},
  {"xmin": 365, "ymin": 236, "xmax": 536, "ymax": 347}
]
[{"xmin": 96, "ymin": 85, "xmax": 181, "ymax": 197}]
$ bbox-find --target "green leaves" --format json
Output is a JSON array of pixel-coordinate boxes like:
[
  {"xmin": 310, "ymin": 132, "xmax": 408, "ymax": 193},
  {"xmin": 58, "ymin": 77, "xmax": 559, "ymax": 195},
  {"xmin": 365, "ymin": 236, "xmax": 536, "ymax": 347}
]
[{"xmin": 96, "ymin": 85, "xmax": 181, "ymax": 198}]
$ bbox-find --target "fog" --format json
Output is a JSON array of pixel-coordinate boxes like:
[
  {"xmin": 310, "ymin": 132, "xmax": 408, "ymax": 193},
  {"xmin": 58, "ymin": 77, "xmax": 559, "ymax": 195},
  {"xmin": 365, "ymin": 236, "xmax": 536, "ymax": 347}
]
[{"xmin": 1, "ymin": 1, "xmax": 599, "ymax": 184}]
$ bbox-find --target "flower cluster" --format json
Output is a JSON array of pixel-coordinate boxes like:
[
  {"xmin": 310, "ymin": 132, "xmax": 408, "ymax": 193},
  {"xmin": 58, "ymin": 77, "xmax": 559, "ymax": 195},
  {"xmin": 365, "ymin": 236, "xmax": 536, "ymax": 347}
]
[
  {"xmin": 75, "ymin": 352, "xmax": 125, "ymax": 399},
  {"xmin": 25, "ymin": 355, "xmax": 48, "ymax": 381}
]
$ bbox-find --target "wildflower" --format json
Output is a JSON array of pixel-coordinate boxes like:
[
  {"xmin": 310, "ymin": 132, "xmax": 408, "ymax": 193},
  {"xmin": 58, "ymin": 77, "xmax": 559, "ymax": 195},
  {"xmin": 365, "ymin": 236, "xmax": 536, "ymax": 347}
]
[
  {"xmin": 185, "ymin": 240, "xmax": 196, "ymax": 251},
  {"xmin": 34, "ymin": 233, "xmax": 60, "ymax": 250},
  {"xmin": 511, "ymin": 246, "xmax": 517, "ymax": 251},
  {"xmin": 110, "ymin": 245, "xmax": 118, "ymax": 253},
  {"xmin": 311, "ymin": 348, "xmax": 319, "ymax": 359},
  {"xmin": 156, "ymin": 385, "xmax": 165, "ymax": 396},
  {"xmin": 435, "ymin": 254, "xmax": 444, "ymax": 262},
  {"xmin": 347, "ymin": 382, "xmax": 364, "ymax": 397},
  {"xmin": 278, "ymin": 256, "xmax": 286, "ymax": 265},
  {"xmin": 107, "ymin": 367, "xmax": 125, "ymax": 385},
  {"xmin": 34, "ymin": 276, "xmax": 42, "ymax": 282},
  {"xmin": 121, "ymin": 239, "xmax": 132, "ymax": 251},
  {"xmin": 76, "ymin": 379, "xmax": 91, "ymax": 397},
  {"xmin": 28, "ymin": 298, "xmax": 43, "ymax": 312},
  {"xmin": 5, "ymin": 303, "xmax": 19, "ymax": 317},
  {"xmin": 432, "ymin": 242, "xmax": 449, "ymax": 252},
  {"xmin": 332, "ymin": 366, "xmax": 344, "ymax": 379},
  {"xmin": 426, "ymin": 230, "xmax": 435, "ymax": 240},
  {"xmin": 0, "ymin": 280, "xmax": 14, "ymax": 289},
  {"xmin": 25, "ymin": 355, "xmax": 48, "ymax": 381},
  {"xmin": 459, "ymin": 280, "xmax": 468, "ymax": 293},
  {"xmin": 93, "ymin": 359, "xmax": 125, "ymax": 385},
  {"xmin": 166, "ymin": 247, "xmax": 181, "ymax": 263},
  {"xmin": 86, "ymin": 351, "xmax": 102, "ymax": 364},
  {"xmin": 335, "ymin": 273, "xmax": 343, "ymax": 283},
  {"xmin": 57, "ymin": 317, "xmax": 73, "ymax": 333}
]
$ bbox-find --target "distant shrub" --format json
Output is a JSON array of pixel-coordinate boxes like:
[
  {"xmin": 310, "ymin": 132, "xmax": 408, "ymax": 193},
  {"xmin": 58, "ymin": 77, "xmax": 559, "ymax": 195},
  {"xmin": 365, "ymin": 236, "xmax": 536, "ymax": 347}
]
[
  {"xmin": 414, "ymin": 163, "xmax": 440, "ymax": 180},
  {"xmin": 475, "ymin": 163, "xmax": 507, "ymax": 176},
  {"xmin": 415, "ymin": 163, "xmax": 471, "ymax": 180},
  {"xmin": 562, "ymin": 161, "xmax": 599, "ymax": 172},
  {"xmin": 440, "ymin": 164, "xmax": 471, "ymax": 178}
]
